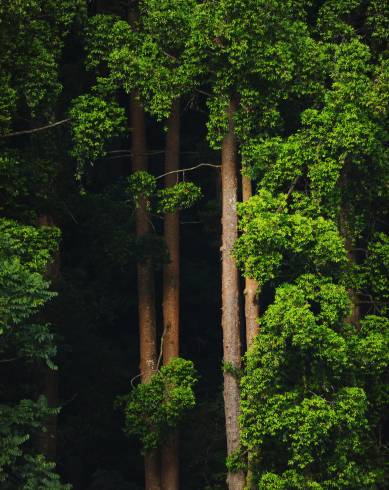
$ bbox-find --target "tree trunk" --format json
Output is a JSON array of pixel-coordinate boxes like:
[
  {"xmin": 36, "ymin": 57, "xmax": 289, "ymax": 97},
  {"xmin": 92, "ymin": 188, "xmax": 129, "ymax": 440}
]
[
  {"xmin": 340, "ymin": 214, "xmax": 361, "ymax": 327},
  {"xmin": 339, "ymin": 172, "xmax": 361, "ymax": 328},
  {"xmin": 242, "ymin": 177, "xmax": 260, "ymax": 350},
  {"xmin": 130, "ymin": 92, "xmax": 161, "ymax": 490},
  {"xmin": 241, "ymin": 177, "xmax": 260, "ymax": 490},
  {"xmin": 37, "ymin": 214, "xmax": 60, "ymax": 462},
  {"xmin": 221, "ymin": 99, "xmax": 245, "ymax": 490},
  {"xmin": 161, "ymin": 99, "xmax": 181, "ymax": 490}
]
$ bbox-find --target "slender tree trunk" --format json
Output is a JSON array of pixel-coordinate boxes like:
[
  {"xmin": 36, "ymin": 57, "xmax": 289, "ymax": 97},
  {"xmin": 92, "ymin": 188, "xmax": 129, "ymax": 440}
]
[
  {"xmin": 161, "ymin": 99, "xmax": 181, "ymax": 490},
  {"xmin": 242, "ymin": 177, "xmax": 260, "ymax": 350},
  {"xmin": 241, "ymin": 177, "xmax": 260, "ymax": 490},
  {"xmin": 130, "ymin": 92, "xmax": 161, "ymax": 490},
  {"xmin": 339, "ymin": 172, "xmax": 361, "ymax": 328},
  {"xmin": 340, "ymin": 215, "xmax": 361, "ymax": 327},
  {"xmin": 221, "ymin": 99, "xmax": 245, "ymax": 490},
  {"xmin": 37, "ymin": 214, "xmax": 59, "ymax": 462}
]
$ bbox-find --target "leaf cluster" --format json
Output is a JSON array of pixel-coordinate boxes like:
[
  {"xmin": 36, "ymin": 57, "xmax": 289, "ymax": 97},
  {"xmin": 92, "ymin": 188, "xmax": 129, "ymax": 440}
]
[{"xmin": 122, "ymin": 358, "xmax": 197, "ymax": 453}]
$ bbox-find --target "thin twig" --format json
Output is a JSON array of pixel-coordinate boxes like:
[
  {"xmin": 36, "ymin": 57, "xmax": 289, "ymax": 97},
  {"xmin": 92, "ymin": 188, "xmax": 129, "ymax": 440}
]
[
  {"xmin": 107, "ymin": 149, "xmax": 205, "ymax": 156},
  {"xmin": 156, "ymin": 325, "xmax": 167, "ymax": 371},
  {"xmin": 276, "ymin": 175, "xmax": 300, "ymax": 212},
  {"xmin": 61, "ymin": 202, "xmax": 78, "ymax": 224},
  {"xmin": 61, "ymin": 392, "xmax": 78, "ymax": 407},
  {"xmin": 156, "ymin": 162, "xmax": 220, "ymax": 180},
  {"xmin": 0, "ymin": 357, "xmax": 20, "ymax": 363},
  {"xmin": 130, "ymin": 373, "xmax": 142, "ymax": 388},
  {"xmin": 195, "ymin": 88, "xmax": 212, "ymax": 98},
  {"xmin": 130, "ymin": 326, "xmax": 166, "ymax": 387},
  {"xmin": 1, "ymin": 119, "xmax": 70, "ymax": 138}
]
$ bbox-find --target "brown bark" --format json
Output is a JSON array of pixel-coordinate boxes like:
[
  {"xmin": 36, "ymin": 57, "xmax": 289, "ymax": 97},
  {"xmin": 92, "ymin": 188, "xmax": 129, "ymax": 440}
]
[
  {"xmin": 241, "ymin": 177, "xmax": 260, "ymax": 490},
  {"xmin": 161, "ymin": 99, "xmax": 181, "ymax": 490},
  {"xmin": 161, "ymin": 430, "xmax": 179, "ymax": 490},
  {"xmin": 130, "ymin": 92, "xmax": 161, "ymax": 490},
  {"xmin": 162, "ymin": 98, "xmax": 180, "ymax": 363},
  {"xmin": 242, "ymin": 177, "xmax": 260, "ymax": 350},
  {"xmin": 37, "ymin": 214, "xmax": 60, "ymax": 462},
  {"xmin": 37, "ymin": 369, "xmax": 58, "ymax": 461},
  {"xmin": 221, "ymin": 99, "xmax": 245, "ymax": 490}
]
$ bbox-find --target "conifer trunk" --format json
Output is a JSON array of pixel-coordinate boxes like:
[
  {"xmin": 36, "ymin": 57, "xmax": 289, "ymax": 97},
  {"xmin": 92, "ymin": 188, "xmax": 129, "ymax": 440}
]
[
  {"xmin": 37, "ymin": 214, "xmax": 60, "ymax": 462},
  {"xmin": 161, "ymin": 99, "xmax": 180, "ymax": 490},
  {"xmin": 221, "ymin": 99, "xmax": 245, "ymax": 490},
  {"xmin": 130, "ymin": 92, "xmax": 161, "ymax": 490},
  {"xmin": 242, "ymin": 177, "xmax": 259, "ymax": 349}
]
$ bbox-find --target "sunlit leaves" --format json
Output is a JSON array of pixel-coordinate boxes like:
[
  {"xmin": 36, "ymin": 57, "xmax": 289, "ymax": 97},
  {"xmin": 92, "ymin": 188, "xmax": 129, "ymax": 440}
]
[
  {"xmin": 69, "ymin": 95, "xmax": 126, "ymax": 177},
  {"xmin": 122, "ymin": 358, "xmax": 197, "ymax": 452}
]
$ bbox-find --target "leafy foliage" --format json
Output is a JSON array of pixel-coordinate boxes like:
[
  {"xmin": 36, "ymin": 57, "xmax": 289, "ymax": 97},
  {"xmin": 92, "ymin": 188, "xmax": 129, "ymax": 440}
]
[
  {"xmin": 240, "ymin": 276, "xmax": 388, "ymax": 488},
  {"xmin": 234, "ymin": 190, "xmax": 347, "ymax": 285},
  {"xmin": 126, "ymin": 171, "xmax": 202, "ymax": 214},
  {"xmin": 0, "ymin": 218, "xmax": 69, "ymax": 486},
  {"xmin": 70, "ymin": 95, "xmax": 126, "ymax": 178},
  {"xmin": 122, "ymin": 358, "xmax": 197, "ymax": 453},
  {"xmin": 0, "ymin": 399, "xmax": 70, "ymax": 490},
  {"xmin": 157, "ymin": 182, "xmax": 202, "ymax": 214}
]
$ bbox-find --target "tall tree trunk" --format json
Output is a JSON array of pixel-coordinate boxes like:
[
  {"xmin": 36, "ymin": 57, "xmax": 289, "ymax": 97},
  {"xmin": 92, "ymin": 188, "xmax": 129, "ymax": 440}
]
[
  {"xmin": 161, "ymin": 99, "xmax": 180, "ymax": 490},
  {"xmin": 340, "ymin": 219, "xmax": 361, "ymax": 327},
  {"xmin": 339, "ymin": 171, "xmax": 361, "ymax": 328},
  {"xmin": 241, "ymin": 177, "xmax": 260, "ymax": 490},
  {"xmin": 221, "ymin": 99, "xmax": 245, "ymax": 490},
  {"xmin": 242, "ymin": 177, "xmax": 260, "ymax": 349},
  {"xmin": 37, "ymin": 214, "xmax": 59, "ymax": 462},
  {"xmin": 130, "ymin": 92, "xmax": 161, "ymax": 490}
]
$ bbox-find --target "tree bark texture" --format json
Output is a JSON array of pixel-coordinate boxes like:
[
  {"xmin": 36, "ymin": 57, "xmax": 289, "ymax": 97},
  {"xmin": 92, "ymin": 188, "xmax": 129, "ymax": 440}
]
[
  {"xmin": 161, "ymin": 99, "xmax": 181, "ymax": 490},
  {"xmin": 130, "ymin": 92, "xmax": 161, "ymax": 490},
  {"xmin": 242, "ymin": 176, "xmax": 260, "ymax": 349},
  {"xmin": 37, "ymin": 214, "xmax": 60, "ymax": 462},
  {"xmin": 221, "ymin": 99, "xmax": 245, "ymax": 490}
]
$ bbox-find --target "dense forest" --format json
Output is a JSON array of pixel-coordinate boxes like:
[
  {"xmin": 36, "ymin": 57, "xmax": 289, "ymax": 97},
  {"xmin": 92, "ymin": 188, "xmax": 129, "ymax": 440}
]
[{"xmin": 1, "ymin": 1, "xmax": 388, "ymax": 489}]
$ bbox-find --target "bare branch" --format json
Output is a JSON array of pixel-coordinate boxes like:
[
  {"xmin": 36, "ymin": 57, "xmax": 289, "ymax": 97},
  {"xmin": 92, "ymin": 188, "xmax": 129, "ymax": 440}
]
[
  {"xmin": 195, "ymin": 88, "xmax": 212, "ymax": 98},
  {"xmin": 156, "ymin": 325, "xmax": 166, "ymax": 371},
  {"xmin": 0, "ymin": 357, "xmax": 20, "ymax": 363},
  {"xmin": 1, "ymin": 119, "xmax": 70, "ymax": 138},
  {"xmin": 156, "ymin": 162, "xmax": 221, "ymax": 180},
  {"xmin": 130, "ymin": 373, "xmax": 142, "ymax": 388},
  {"xmin": 130, "ymin": 326, "xmax": 166, "ymax": 387},
  {"xmin": 276, "ymin": 175, "xmax": 300, "ymax": 212}
]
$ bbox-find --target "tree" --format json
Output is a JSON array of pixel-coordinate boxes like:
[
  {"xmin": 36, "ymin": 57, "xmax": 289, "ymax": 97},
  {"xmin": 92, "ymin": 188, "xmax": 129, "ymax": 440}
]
[
  {"xmin": 0, "ymin": 1, "xmax": 85, "ymax": 487},
  {"xmin": 235, "ymin": 3, "xmax": 389, "ymax": 486},
  {"xmin": 130, "ymin": 90, "xmax": 161, "ymax": 490},
  {"xmin": 161, "ymin": 99, "xmax": 181, "ymax": 490},
  {"xmin": 182, "ymin": 1, "xmax": 321, "ymax": 486},
  {"xmin": 242, "ymin": 176, "xmax": 260, "ymax": 348},
  {"xmin": 79, "ymin": 2, "xmax": 199, "ymax": 486},
  {"xmin": 0, "ymin": 218, "xmax": 69, "ymax": 488}
]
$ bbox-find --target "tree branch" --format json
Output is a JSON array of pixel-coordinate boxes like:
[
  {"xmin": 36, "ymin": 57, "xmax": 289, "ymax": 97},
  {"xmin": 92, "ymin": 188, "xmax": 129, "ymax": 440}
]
[
  {"xmin": 1, "ymin": 119, "xmax": 70, "ymax": 138},
  {"xmin": 276, "ymin": 175, "xmax": 300, "ymax": 212},
  {"xmin": 156, "ymin": 162, "xmax": 220, "ymax": 180}
]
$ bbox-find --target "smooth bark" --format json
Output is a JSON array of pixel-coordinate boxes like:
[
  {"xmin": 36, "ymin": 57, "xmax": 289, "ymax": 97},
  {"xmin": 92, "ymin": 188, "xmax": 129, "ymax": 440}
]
[
  {"xmin": 242, "ymin": 177, "xmax": 260, "ymax": 490},
  {"xmin": 130, "ymin": 92, "xmax": 161, "ymax": 490},
  {"xmin": 161, "ymin": 99, "xmax": 181, "ymax": 490},
  {"xmin": 221, "ymin": 99, "xmax": 245, "ymax": 490},
  {"xmin": 242, "ymin": 177, "xmax": 260, "ymax": 349}
]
